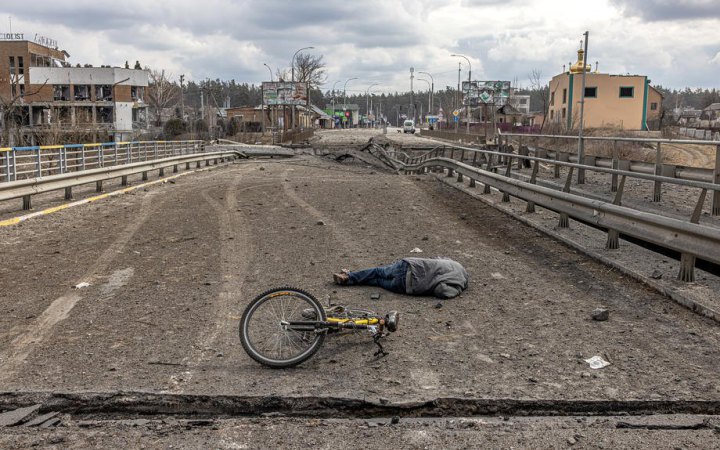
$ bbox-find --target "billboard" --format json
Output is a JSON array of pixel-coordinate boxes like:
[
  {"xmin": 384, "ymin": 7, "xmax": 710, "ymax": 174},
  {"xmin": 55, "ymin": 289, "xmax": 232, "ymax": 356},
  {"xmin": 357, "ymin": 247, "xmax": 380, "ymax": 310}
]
[
  {"xmin": 262, "ymin": 82, "xmax": 308, "ymax": 105},
  {"xmin": 461, "ymin": 81, "xmax": 512, "ymax": 106}
]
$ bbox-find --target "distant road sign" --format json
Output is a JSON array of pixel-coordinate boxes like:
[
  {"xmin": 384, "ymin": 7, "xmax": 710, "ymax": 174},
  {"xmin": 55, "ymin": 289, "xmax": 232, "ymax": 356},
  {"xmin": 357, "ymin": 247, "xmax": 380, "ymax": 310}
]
[
  {"xmin": 453, "ymin": 115, "xmax": 459, "ymax": 122},
  {"xmin": 452, "ymin": 110, "xmax": 460, "ymax": 117}
]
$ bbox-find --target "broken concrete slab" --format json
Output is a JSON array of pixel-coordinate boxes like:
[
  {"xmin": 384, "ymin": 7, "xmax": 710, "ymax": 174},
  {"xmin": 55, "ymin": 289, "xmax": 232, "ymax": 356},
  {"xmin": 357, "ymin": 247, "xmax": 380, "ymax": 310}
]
[{"xmin": 0, "ymin": 404, "xmax": 41, "ymax": 427}]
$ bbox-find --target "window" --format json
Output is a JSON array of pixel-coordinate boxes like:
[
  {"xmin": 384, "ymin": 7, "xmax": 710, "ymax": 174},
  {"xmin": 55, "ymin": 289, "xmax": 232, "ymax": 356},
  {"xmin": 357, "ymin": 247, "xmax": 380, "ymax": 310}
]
[
  {"xmin": 131, "ymin": 86, "xmax": 144, "ymax": 101},
  {"xmin": 53, "ymin": 85, "xmax": 71, "ymax": 101},
  {"xmin": 550, "ymin": 110, "xmax": 554, "ymax": 120},
  {"xmin": 17, "ymin": 56, "xmax": 24, "ymax": 73},
  {"xmin": 550, "ymin": 92, "xmax": 555, "ymax": 106},
  {"xmin": 584, "ymin": 87, "xmax": 597, "ymax": 98},
  {"xmin": 619, "ymin": 86, "xmax": 634, "ymax": 98},
  {"xmin": 95, "ymin": 85, "xmax": 113, "ymax": 101},
  {"xmin": 8, "ymin": 56, "xmax": 15, "ymax": 74},
  {"xmin": 562, "ymin": 107, "xmax": 566, "ymax": 119},
  {"xmin": 562, "ymin": 88, "xmax": 567, "ymax": 104},
  {"xmin": 519, "ymin": 98, "xmax": 527, "ymax": 104},
  {"xmin": 650, "ymin": 102, "xmax": 658, "ymax": 111},
  {"xmin": 19, "ymin": 84, "xmax": 25, "ymax": 97},
  {"xmin": 74, "ymin": 85, "xmax": 90, "ymax": 101}
]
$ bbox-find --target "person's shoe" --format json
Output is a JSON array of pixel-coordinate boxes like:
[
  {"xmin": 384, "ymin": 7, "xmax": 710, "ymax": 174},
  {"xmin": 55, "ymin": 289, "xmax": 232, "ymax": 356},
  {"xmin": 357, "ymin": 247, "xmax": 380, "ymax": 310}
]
[{"xmin": 333, "ymin": 271, "xmax": 349, "ymax": 285}]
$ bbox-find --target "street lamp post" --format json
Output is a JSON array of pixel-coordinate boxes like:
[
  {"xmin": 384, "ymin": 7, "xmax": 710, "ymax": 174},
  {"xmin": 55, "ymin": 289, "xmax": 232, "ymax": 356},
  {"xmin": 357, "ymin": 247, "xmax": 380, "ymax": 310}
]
[
  {"xmin": 263, "ymin": 64, "xmax": 275, "ymax": 133},
  {"xmin": 330, "ymin": 80, "xmax": 341, "ymax": 129},
  {"xmin": 451, "ymin": 54, "xmax": 471, "ymax": 134},
  {"xmin": 416, "ymin": 78, "xmax": 430, "ymax": 127},
  {"xmin": 366, "ymin": 83, "xmax": 380, "ymax": 128},
  {"xmin": 418, "ymin": 71, "xmax": 434, "ymax": 115},
  {"xmin": 343, "ymin": 77, "xmax": 358, "ymax": 128},
  {"xmin": 291, "ymin": 46, "xmax": 314, "ymax": 131},
  {"xmin": 577, "ymin": 31, "xmax": 589, "ymax": 184}
]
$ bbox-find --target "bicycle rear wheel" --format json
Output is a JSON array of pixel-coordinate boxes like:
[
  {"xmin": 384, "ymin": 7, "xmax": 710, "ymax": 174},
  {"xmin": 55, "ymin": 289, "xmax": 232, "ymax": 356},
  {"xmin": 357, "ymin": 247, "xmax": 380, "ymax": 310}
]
[{"xmin": 239, "ymin": 287, "xmax": 326, "ymax": 368}]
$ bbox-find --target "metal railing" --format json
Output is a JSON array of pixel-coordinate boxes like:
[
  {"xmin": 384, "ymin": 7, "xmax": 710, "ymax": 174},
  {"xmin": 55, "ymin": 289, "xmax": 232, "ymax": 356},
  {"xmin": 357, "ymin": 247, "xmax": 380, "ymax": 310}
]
[
  {"xmin": 0, "ymin": 140, "xmax": 204, "ymax": 182},
  {"xmin": 497, "ymin": 131, "xmax": 720, "ymax": 212},
  {"xmin": 0, "ymin": 151, "xmax": 246, "ymax": 212},
  {"xmin": 397, "ymin": 141, "xmax": 720, "ymax": 284}
]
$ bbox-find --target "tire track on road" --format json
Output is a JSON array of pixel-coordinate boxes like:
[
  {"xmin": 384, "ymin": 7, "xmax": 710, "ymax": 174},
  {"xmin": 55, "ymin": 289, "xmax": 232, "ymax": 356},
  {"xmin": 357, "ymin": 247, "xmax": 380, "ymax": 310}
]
[
  {"xmin": 0, "ymin": 191, "xmax": 160, "ymax": 383},
  {"xmin": 166, "ymin": 166, "xmax": 272, "ymax": 393}
]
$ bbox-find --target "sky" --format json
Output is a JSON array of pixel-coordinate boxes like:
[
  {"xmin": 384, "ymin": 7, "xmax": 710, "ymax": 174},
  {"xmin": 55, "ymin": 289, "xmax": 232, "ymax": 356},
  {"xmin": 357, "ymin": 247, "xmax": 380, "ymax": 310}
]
[{"xmin": 1, "ymin": 0, "xmax": 719, "ymax": 95}]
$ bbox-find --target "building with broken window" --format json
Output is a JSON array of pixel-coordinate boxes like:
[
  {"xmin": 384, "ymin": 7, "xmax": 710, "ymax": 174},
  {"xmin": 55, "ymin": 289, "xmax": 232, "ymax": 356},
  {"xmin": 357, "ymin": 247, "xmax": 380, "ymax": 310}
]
[
  {"xmin": 547, "ymin": 46, "xmax": 663, "ymax": 131},
  {"xmin": 0, "ymin": 35, "xmax": 149, "ymax": 145}
]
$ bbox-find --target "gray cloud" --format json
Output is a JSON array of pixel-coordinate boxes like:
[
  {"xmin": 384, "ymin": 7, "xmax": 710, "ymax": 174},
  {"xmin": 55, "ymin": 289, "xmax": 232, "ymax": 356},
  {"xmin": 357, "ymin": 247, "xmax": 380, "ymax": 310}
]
[
  {"xmin": 610, "ymin": 0, "xmax": 720, "ymax": 21},
  {"xmin": 2, "ymin": 0, "xmax": 719, "ymax": 90}
]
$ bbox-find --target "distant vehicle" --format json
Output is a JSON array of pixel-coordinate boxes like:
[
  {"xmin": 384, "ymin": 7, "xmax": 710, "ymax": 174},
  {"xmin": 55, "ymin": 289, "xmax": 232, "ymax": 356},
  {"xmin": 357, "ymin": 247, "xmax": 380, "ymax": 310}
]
[{"xmin": 403, "ymin": 120, "xmax": 416, "ymax": 134}]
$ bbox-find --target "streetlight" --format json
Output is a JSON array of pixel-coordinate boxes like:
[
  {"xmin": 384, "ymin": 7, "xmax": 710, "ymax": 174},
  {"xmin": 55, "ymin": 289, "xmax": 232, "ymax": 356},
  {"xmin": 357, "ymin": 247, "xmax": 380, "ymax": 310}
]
[
  {"xmin": 343, "ymin": 77, "xmax": 358, "ymax": 127},
  {"xmin": 416, "ymin": 78, "xmax": 430, "ymax": 126},
  {"xmin": 291, "ymin": 46, "xmax": 314, "ymax": 130},
  {"xmin": 451, "ymin": 54, "xmax": 472, "ymax": 134},
  {"xmin": 366, "ymin": 83, "xmax": 380, "ymax": 128},
  {"xmin": 418, "ymin": 71, "xmax": 434, "ymax": 114},
  {"xmin": 263, "ymin": 63, "xmax": 273, "ymax": 82},
  {"xmin": 330, "ymin": 80, "xmax": 341, "ymax": 127}
]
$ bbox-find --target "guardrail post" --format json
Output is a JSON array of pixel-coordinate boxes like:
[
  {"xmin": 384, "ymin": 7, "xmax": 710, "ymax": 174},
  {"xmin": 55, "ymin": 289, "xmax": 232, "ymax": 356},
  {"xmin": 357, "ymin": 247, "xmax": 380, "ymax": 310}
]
[
  {"xmin": 678, "ymin": 254, "xmax": 696, "ymax": 282},
  {"xmin": 114, "ymin": 144, "xmax": 118, "ymax": 166},
  {"xmin": 713, "ymin": 144, "xmax": 720, "ymax": 215},
  {"xmin": 159, "ymin": 167, "xmax": 165, "ymax": 177},
  {"xmin": 22, "ymin": 195, "xmax": 32, "ymax": 210},
  {"xmin": 205, "ymin": 159, "xmax": 210, "ymax": 167},
  {"xmin": 653, "ymin": 142, "xmax": 662, "ymax": 202},
  {"xmin": 121, "ymin": 175, "xmax": 128, "ymax": 186},
  {"xmin": 186, "ymin": 162, "xmax": 191, "ymax": 170},
  {"xmin": 154, "ymin": 142, "xmax": 158, "ymax": 161},
  {"xmin": 34, "ymin": 147, "xmax": 42, "ymax": 177},
  {"xmin": 96, "ymin": 180, "xmax": 103, "ymax": 192},
  {"xmin": 81, "ymin": 146, "xmax": 86, "ymax": 171},
  {"xmin": 10, "ymin": 149, "xmax": 17, "ymax": 181},
  {"xmin": 173, "ymin": 164, "xmax": 178, "ymax": 173},
  {"xmin": 525, "ymin": 159, "xmax": 540, "ymax": 213},
  {"xmin": 611, "ymin": 140, "xmax": 618, "ymax": 192},
  {"xmin": 127, "ymin": 144, "xmax": 131, "ymax": 164},
  {"xmin": 196, "ymin": 161, "xmax": 202, "ymax": 169},
  {"xmin": 501, "ymin": 155, "xmax": 513, "ymax": 202},
  {"xmin": 553, "ymin": 151, "xmax": 561, "ymax": 178},
  {"xmin": 142, "ymin": 171, "xmax": 148, "ymax": 181},
  {"xmin": 558, "ymin": 167, "xmax": 575, "ymax": 228},
  {"xmin": 606, "ymin": 175, "xmax": 626, "ymax": 249},
  {"xmin": 64, "ymin": 187, "xmax": 72, "ymax": 200},
  {"xmin": 99, "ymin": 145, "xmax": 104, "ymax": 168}
]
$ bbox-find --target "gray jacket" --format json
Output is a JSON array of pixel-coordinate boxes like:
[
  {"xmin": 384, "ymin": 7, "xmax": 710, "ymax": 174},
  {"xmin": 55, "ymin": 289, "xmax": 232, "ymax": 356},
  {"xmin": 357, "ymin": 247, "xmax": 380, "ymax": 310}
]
[{"xmin": 403, "ymin": 257, "xmax": 468, "ymax": 299}]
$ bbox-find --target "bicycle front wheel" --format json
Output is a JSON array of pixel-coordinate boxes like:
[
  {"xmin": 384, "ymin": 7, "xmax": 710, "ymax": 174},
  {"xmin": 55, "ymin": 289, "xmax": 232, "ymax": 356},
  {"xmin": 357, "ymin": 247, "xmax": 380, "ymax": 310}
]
[{"xmin": 239, "ymin": 287, "xmax": 326, "ymax": 368}]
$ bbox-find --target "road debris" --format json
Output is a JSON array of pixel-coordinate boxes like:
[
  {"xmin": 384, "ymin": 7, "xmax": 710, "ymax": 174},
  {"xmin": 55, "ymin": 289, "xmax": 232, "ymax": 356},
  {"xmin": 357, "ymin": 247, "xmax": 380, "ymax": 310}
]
[{"xmin": 585, "ymin": 356, "xmax": 611, "ymax": 369}]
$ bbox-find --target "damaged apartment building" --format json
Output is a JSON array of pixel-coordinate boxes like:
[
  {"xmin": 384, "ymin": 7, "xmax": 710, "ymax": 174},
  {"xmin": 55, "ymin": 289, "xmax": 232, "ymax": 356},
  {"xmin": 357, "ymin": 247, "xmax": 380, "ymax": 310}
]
[{"xmin": 0, "ymin": 34, "xmax": 149, "ymax": 145}]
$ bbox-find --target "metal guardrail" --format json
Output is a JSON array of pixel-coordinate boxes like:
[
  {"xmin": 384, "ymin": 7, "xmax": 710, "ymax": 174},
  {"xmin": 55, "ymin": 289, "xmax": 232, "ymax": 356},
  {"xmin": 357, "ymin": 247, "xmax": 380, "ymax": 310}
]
[
  {"xmin": 398, "ymin": 144, "xmax": 720, "ymax": 283},
  {"xmin": 0, "ymin": 151, "xmax": 246, "ymax": 211},
  {"xmin": 498, "ymin": 131, "xmax": 720, "ymax": 213},
  {"xmin": 0, "ymin": 140, "xmax": 205, "ymax": 183}
]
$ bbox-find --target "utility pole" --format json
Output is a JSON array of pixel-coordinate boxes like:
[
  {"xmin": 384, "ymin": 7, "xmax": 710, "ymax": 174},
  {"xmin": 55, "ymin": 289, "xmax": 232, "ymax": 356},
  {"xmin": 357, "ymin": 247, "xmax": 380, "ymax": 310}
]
[
  {"xmin": 456, "ymin": 62, "xmax": 460, "ymax": 132},
  {"xmin": 419, "ymin": 71, "xmax": 434, "ymax": 115},
  {"xmin": 179, "ymin": 74, "xmax": 185, "ymax": 122},
  {"xmin": 578, "ymin": 31, "xmax": 589, "ymax": 184},
  {"xmin": 410, "ymin": 67, "xmax": 414, "ymax": 123}
]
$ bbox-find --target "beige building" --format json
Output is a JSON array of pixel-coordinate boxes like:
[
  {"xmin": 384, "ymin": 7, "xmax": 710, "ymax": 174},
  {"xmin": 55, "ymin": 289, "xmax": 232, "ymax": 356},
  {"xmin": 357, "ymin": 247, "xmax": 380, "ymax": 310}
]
[
  {"xmin": 548, "ymin": 47, "xmax": 662, "ymax": 130},
  {"xmin": 1, "ymin": 34, "xmax": 149, "ymax": 145}
]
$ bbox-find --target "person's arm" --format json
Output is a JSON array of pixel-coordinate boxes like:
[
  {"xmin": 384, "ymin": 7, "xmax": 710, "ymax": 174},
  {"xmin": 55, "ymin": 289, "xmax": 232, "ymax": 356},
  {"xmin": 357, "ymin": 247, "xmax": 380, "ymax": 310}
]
[{"xmin": 433, "ymin": 282, "xmax": 462, "ymax": 299}]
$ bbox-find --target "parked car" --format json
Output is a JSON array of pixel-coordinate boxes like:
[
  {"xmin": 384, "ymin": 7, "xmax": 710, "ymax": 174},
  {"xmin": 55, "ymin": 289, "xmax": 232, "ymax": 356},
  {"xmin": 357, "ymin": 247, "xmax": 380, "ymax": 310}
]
[{"xmin": 403, "ymin": 120, "xmax": 416, "ymax": 134}]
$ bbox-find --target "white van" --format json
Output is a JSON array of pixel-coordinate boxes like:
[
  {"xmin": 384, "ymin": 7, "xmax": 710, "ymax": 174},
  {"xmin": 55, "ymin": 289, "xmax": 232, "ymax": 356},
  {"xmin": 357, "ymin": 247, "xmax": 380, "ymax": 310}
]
[{"xmin": 403, "ymin": 120, "xmax": 416, "ymax": 134}]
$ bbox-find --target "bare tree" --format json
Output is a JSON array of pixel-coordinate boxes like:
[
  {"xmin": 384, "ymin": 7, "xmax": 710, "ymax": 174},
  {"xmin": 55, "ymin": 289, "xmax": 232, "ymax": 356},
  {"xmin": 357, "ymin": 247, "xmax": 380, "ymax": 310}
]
[
  {"xmin": 293, "ymin": 53, "xmax": 327, "ymax": 88},
  {"xmin": 146, "ymin": 69, "xmax": 180, "ymax": 126},
  {"xmin": 528, "ymin": 69, "xmax": 549, "ymax": 132},
  {"xmin": 0, "ymin": 79, "xmax": 48, "ymax": 147}
]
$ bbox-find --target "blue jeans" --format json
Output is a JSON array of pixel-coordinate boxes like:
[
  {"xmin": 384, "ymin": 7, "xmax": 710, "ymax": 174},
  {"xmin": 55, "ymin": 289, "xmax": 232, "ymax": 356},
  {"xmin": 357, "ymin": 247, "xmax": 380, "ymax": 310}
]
[{"xmin": 347, "ymin": 260, "xmax": 408, "ymax": 294}]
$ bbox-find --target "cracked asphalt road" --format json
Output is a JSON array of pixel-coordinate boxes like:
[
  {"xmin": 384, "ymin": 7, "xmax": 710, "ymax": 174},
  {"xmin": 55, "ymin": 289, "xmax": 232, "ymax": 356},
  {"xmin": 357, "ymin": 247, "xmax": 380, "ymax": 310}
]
[{"xmin": 1, "ymin": 131, "xmax": 719, "ymax": 446}]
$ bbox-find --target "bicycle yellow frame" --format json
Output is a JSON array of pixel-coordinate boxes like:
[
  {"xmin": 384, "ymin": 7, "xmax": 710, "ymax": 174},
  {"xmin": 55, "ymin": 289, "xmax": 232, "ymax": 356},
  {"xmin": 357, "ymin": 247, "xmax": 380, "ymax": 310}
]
[{"xmin": 326, "ymin": 317, "xmax": 380, "ymax": 325}]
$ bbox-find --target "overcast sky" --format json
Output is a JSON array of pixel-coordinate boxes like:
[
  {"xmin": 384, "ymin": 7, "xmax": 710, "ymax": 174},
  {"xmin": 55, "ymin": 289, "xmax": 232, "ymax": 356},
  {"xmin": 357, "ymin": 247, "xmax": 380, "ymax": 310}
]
[{"xmin": 2, "ymin": 0, "xmax": 719, "ymax": 94}]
